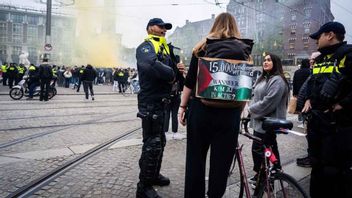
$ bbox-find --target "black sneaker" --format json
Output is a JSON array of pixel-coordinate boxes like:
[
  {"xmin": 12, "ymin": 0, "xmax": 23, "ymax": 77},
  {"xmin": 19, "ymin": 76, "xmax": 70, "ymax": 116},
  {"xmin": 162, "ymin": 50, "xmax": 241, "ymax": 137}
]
[
  {"xmin": 136, "ymin": 182, "xmax": 162, "ymax": 198},
  {"xmin": 152, "ymin": 174, "xmax": 170, "ymax": 186},
  {"xmin": 296, "ymin": 156, "xmax": 312, "ymax": 167}
]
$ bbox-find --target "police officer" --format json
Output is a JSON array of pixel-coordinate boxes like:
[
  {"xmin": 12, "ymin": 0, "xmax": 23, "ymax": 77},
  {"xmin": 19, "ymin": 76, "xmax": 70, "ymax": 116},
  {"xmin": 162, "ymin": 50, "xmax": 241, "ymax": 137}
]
[
  {"xmin": 27, "ymin": 63, "xmax": 40, "ymax": 100},
  {"xmin": 38, "ymin": 58, "xmax": 53, "ymax": 101},
  {"xmin": 16, "ymin": 64, "xmax": 26, "ymax": 85},
  {"xmin": 302, "ymin": 21, "xmax": 352, "ymax": 198},
  {"xmin": 7, "ymin": 63, "xmax": 18, "ymax": 88},
  {"xmin": 1, "ymin": 62, "xmax": 8, "ymax": 86},
  {"xmin": 136, "ymin": 18, "xmax": 185, "ymax": 198},
  {"xmin": 76, "ymin": 65, "xmax": 84, "ymax": 92}
]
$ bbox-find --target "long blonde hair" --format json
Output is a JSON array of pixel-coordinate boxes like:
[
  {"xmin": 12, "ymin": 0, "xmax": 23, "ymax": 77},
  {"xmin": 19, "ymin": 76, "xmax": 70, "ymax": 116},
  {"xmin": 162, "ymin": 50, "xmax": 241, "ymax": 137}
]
[{"xmin": 193, "ymin": 12, "xmax": 241, "ymax": 56}]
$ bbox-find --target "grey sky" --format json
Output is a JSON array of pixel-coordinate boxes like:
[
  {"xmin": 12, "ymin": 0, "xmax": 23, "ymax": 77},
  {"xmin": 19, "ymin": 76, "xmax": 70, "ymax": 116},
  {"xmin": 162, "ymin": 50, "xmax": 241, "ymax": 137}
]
[{"xmin": 0, "ymin": 0, "xmax": 351, "ymax": 47}]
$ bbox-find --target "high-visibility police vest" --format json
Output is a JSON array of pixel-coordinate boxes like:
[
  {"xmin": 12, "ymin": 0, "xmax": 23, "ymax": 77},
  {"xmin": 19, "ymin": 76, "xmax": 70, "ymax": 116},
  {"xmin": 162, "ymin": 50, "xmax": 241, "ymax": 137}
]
[
  {"xmin": 145, "ymin": 34, "xmax": 170, "ymax": 56},
  {"xmin": 1, "ymin": 65, "xmax": 6, "ymax": 73},
  {"xmin": 17, "ymin": 66, "xmax": 25, "ymax": 74},
  {"xmin": 118, "ymin": 71, "xmax": 124, "ymax": 77},
  {"xmin": 8, "ymin": 66, "xmax": 16, "ymax": 71},
  {"xmin": 29, "ymin": 65, "xmax": 36, "ymax": 71},
  {"xmin": 79, "ymin": 69, "xmax": 84, "ymax": 74},
  {"xmin": 312, "ymin": 54, "xmax": 345, "ymax": 75},
  {"xmin": 52, "ymin": 68, "xmax": 57, "ymax": 77}
]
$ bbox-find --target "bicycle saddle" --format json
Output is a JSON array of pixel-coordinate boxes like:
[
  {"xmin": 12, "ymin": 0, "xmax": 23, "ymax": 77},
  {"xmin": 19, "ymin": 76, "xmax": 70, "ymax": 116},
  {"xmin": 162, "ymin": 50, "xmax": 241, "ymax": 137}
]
[{"xmin": 262, "ymin": 117, "xmax": 293, "ymax": 131}]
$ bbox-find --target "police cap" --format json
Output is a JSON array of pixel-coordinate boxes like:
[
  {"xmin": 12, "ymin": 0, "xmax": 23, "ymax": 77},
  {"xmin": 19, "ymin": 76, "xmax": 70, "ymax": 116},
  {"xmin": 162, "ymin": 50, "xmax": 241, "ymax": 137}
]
[
  {"xmin": 310, "ymin": 21, "xmax": 346, "ymax": 40},
  {"xmin": 146, "ymin": 18, "xmax": 172, "ymax": 30}
]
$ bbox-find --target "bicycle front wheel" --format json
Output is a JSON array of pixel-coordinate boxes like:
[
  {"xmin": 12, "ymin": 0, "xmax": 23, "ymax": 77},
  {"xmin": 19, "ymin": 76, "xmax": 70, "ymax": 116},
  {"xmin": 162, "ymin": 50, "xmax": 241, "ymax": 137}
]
[{"xmin": 257, "ymin": 172, "xmax": 308, "ymax": 198}]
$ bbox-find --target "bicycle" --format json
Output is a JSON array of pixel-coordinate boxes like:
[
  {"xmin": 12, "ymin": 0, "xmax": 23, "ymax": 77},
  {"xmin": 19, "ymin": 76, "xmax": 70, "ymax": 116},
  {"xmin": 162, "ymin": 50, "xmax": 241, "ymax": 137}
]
[{"xmin": 229, "ymin": 117, "xmax": 309, "ymax": 198}]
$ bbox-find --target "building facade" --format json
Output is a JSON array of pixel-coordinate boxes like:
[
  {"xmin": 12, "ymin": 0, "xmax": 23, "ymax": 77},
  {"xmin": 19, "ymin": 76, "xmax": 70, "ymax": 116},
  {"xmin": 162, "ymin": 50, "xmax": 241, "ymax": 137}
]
[
  {"xmin": 167, "ymin": 15, "xmax": 216, "ymax": 65},
  {"xmin": 227, "ymin": 0, "xmax": 334, "ymax": 65},
  {"xmin": 0, "ymin": 4, "xmax": 75, "ymax": 65}
]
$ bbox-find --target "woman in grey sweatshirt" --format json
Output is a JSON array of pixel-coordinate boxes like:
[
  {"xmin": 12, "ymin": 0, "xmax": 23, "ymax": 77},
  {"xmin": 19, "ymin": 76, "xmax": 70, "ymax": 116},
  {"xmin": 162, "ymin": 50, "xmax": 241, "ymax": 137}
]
[{"xmin": 248, "ymin": 53, "xmax": 289, "ymax": 179}]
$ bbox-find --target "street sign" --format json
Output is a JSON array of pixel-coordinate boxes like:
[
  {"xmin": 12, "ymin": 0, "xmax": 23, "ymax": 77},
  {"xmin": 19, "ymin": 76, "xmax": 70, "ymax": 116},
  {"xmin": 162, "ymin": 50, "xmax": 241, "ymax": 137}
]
[{"xmin": 44, "ymin": 44, "xmax": 53, "ymax": 51}]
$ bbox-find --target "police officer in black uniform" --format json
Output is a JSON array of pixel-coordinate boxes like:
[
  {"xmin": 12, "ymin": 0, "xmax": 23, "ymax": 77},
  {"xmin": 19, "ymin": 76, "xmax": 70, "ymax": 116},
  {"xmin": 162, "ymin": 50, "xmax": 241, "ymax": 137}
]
[
  {"xmin": 302, "ymin": 21, "xmax": 352, "ymax": 198},
  {"xmin": 38, "ymin": 58, "xmax": 53, "ymax": 101},
  {"xmin": 135, "ymin": 18, "xmax": 185, "ymax": 198}
]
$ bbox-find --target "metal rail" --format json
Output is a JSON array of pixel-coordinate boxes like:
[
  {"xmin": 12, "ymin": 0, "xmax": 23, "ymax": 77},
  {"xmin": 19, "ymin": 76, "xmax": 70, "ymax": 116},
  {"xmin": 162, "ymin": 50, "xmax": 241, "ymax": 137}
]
[{"xmin": 6, "ymin": 126, "xmax": 142, "ymax": 198}]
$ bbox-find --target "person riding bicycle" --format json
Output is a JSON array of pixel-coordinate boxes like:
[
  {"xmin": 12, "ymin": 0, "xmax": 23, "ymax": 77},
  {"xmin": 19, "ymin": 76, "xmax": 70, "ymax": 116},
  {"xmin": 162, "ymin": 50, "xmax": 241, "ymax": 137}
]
[
  {"xmin": 27, "ymin": 64, "xmax": 40, "ymax": 100},
  {"xmin": 248, "ymin": 53, "xmax": 289, "ymax": 184}
]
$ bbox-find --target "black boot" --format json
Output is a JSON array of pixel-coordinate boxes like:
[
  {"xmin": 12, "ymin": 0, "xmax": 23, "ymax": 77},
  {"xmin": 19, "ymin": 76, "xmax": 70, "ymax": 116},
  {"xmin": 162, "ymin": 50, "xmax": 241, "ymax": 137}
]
[
  {"xmin": 152, "ymin": 174, "xmax": 170, "ymax": 186},
  {"xmin": 136, "ymin": 182, "xmax": 162, "ymax": 198}
]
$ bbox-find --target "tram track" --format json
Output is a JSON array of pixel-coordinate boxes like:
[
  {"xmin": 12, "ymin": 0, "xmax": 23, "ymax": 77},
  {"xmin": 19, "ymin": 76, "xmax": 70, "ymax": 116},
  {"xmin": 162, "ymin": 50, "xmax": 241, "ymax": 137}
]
[
  {"xmin": 0, "ymin": 103, "xmax": 136, "ymax": 112},
  {"xmin": 0, "ymin": 110, "xmax": 138, "ymax": 149},
  {"xmin": 5, "ymin": 126, "xmax": 142, "ymax": 198}
]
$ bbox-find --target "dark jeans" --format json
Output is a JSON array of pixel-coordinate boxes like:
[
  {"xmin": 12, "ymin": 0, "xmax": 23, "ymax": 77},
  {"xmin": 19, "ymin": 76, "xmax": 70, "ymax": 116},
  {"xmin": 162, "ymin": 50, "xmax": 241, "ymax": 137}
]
[
  {"xmin": 308, "ymin": 112, "xmax": 352, "ymax": 198},
  {"xmin": 163, "ymin": 95, "xmax": 180, "ymax": 132},
  {"xmin": 8, "ymin": 76, "xmax": 15, "ymax": 88},
  {"xmin": 83, "ymin": 81, "xmax": 94, "ymax": 99},
  {"xmin": 77, "ymin": 79, "xmax": 82, "ymax": 92},
  {"xmin": 29, "ymin": 81, "xmax": 40, "ymax": 98},
  {"xmin": 251, "ymin": 131, "xmax": 281, "ymax": 173},
  {"xmin": 40, "ymin": 79, "xmax": 51, "ymax": 101},
  {"xmin": 185, "ymin": 99, "xmax": 241, "ymax": 198}
]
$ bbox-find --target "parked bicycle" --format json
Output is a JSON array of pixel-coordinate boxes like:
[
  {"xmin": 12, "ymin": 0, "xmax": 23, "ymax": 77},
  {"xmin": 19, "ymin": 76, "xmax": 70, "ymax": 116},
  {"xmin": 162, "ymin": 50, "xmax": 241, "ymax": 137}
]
[
  {"xmin": 9, "ymin": 76, "xmax": 57, "ymax": 100},
  {"xmin": 229, "ymin": 117, "xmax": 308, "ymax": 198}
]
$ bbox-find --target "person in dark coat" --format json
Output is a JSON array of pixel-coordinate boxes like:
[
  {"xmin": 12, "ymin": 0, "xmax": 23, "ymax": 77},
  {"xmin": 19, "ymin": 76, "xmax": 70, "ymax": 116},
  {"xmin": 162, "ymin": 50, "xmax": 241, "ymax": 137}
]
[
  {"xmin": 38, "ymin": 58, "xmax": 53, "ymax": 101},
  {"xmin": 81, "ymin": 64, "xmax": 97, "ymax": 100},
  {"xmin": 293, "ymin": 59, "xmax": 311, "ymax": 97}
]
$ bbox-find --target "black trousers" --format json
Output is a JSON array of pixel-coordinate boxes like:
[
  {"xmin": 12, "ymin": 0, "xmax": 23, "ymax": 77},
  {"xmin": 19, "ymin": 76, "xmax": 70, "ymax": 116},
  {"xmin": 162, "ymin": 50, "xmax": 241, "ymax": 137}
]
[
  {"xmin": 163, "ymin": 95, "xmax": 180, "ymax": 132},
  {"xmin": 2, "ymin": 73, "xmax": 7, "ymax": 85},
  {"xmin": 251, "ymin": 131, "xmax": 281, "ymax": 172},
  {"xmin": 185, "ymin": 99, "xmax": 241, "ymax": 198},
  {"xmin": 308, "ymin": 112, "xmax": 352, "ymax": 198},
  {"xmin": 138, "ymin": 103, "xmax": 166, "ymax": 185},
  {"xmin": 83, "ymin": 81, "xmax": 94, "ymax": 99},
  {"xmin": 77, "ymin": 78, "xmax": 82, "ymax": 92},
  {"xmin": 40, "ymin": 79, "xmax": 51, "ymax": 101},
  {"xmin": 8, "ymin": 76, "xmax": 15, "ymax": 88}
]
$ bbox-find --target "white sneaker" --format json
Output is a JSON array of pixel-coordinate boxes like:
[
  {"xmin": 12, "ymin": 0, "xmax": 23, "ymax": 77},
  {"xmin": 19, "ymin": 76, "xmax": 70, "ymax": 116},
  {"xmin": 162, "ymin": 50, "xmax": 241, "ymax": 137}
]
[{"xmin": 297, "ymin": 124, "xmax": 304, "ymax": 128}]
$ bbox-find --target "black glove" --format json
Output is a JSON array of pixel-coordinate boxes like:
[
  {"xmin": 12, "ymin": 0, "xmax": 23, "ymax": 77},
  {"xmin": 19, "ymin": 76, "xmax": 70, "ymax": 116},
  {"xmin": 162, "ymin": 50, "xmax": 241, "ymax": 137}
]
[{"xmin": 320, "ymin": 77, "xmax": 339, "ymax": 103}]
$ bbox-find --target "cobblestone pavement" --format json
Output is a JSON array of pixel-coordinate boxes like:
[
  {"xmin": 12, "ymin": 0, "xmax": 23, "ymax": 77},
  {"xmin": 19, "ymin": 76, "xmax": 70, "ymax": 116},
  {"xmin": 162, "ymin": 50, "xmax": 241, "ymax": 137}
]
[{"xmin": 0, "ymin": 84, "xmax": 311, "ymax": 197}]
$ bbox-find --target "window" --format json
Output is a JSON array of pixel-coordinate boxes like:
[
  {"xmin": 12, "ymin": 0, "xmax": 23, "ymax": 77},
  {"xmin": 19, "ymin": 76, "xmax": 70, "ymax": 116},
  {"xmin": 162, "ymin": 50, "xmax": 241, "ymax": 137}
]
[
  {"xmin": 304, "ymin": 8, "xmax": 311, "ymax": 18},
  {"xmin": 289, "ymin": 43, "xmax": 295, "ymax": 49},
  {"xmin": 303, "ymin": 22, "xmax": 310, "ymax": 34},
  {"xmin": 12, "ymin": 46, "xmax": 22, "ymax": 55},
  {"xmin": 291, "ymin": 14, "xmax": 296, "ymax": 21},
  {"xmin": 12, "ymin": 23, "xmax": 22, "ymax": 43},
  {"xmin": 28, "ymin": 47, "xmax": 37, "ymax": 57},
  {"xmin": 0, "ymin": 13, "xmax": 7, "ymax": 21},
  {"xmin": 27, "ymin": 15, "xmax": 39, "ymax": 25},
  {"xmin": 11, "ymin": 14, "xmax": 23, "ymax": 23},
  {"xmin": 0, "ymin": 45, "xmax": 6, "ymax": 55},
  {"xmin": 27, "ymin": 25, "xmax": 37, "ymax": 43},
  {"xmin": 0, "ymin": 22, "xmax": 6, "ymax": 43}
]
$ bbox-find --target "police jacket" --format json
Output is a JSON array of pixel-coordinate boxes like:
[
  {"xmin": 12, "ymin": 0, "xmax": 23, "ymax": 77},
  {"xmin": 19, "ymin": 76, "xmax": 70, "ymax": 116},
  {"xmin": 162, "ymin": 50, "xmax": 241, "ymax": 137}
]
[
  {"xmin": 136, "ymin": 35, "xmax": 176, "ymax": 105},
  {"xmin": 7, "ymin": 64, "xmax": 18, "ymax": 77},
  {"xmin": 81, "ymin": 65, "xmax": 97, "ymax": 81},
  {"xmin": 39, "ymin": 63, "xmax": 53, "ymax": 80},
  {"xmin": 307, "ymin": 42, "xmax": 352, "ymax": 110},
  {"xmin": 28, "ymin": 65, "xmax": 40, "ymax": 82}
]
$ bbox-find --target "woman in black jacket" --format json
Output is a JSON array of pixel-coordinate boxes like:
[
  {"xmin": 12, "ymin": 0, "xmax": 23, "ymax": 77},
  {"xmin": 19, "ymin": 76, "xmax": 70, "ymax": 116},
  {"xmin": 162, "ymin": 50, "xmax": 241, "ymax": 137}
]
[
  {"xmin": 81, "ymin": 64, "xmax": 97, "ymax": 100},
  {"xmin": 179, "ymin": 13, "xmax": 253, "ymax": 198}
]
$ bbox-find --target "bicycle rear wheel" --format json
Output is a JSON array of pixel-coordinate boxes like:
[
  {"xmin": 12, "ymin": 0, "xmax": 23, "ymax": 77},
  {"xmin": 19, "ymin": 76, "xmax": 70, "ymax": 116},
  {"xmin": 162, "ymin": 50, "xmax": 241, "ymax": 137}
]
[{"xmin": 257, "ymin": 172, "xmax": 308, "ymax": 198}]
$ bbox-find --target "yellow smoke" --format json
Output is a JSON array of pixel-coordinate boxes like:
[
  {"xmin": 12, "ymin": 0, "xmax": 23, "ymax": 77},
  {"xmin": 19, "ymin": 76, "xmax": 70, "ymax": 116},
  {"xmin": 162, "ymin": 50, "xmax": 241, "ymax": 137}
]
[{"xmin": 73, "ymin": 0, "xmax": 120, "ymax": 67}]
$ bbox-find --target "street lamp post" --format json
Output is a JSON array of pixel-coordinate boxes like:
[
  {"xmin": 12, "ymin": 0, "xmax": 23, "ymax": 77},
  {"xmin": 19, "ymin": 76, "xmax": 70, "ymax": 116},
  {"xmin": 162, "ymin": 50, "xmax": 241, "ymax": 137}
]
[{"xmin": 44, "ymin": 0, "xmax": 52, "ymax": 61}]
